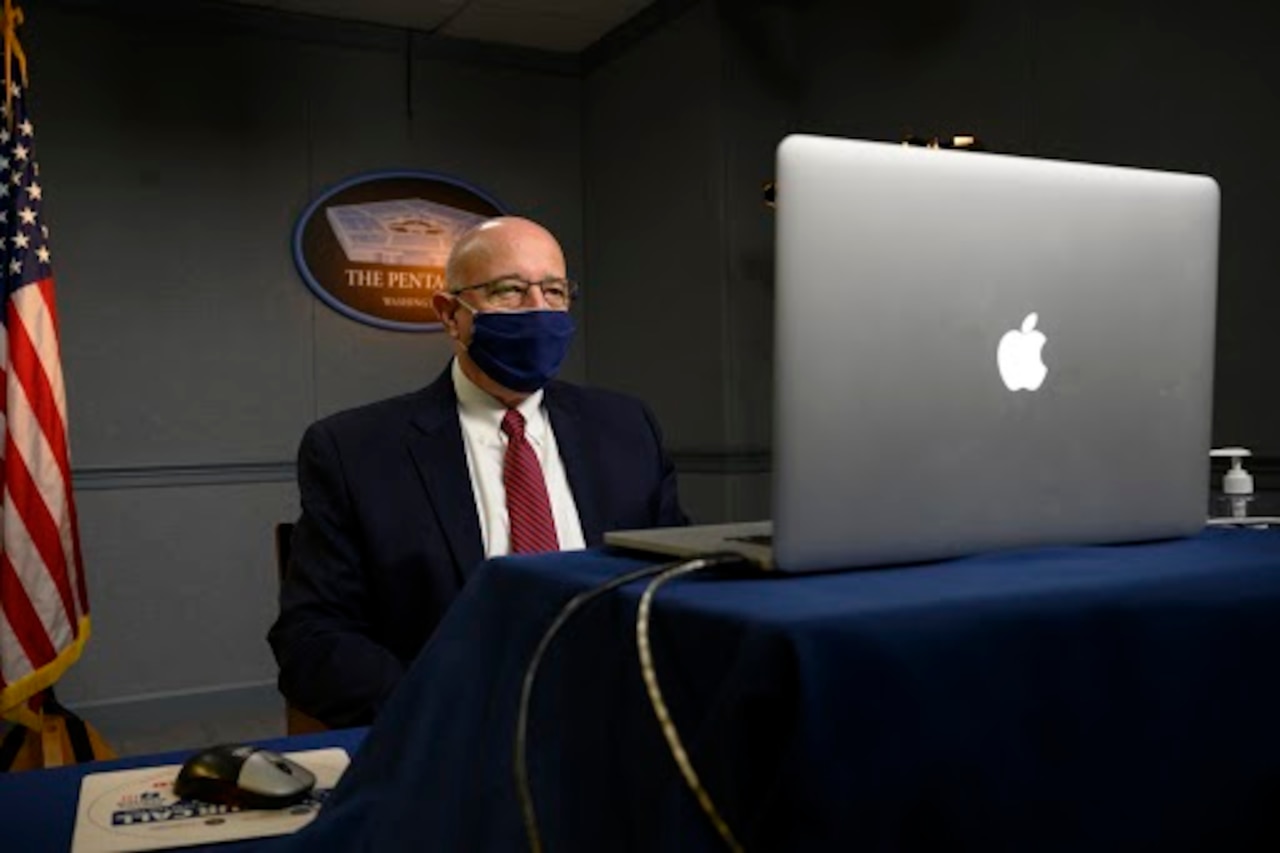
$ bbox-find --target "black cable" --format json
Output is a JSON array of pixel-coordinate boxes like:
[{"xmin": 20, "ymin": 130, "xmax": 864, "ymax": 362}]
[{"xmin": 514, "ymin": 555, "xmax": 740, "ymax": 853}]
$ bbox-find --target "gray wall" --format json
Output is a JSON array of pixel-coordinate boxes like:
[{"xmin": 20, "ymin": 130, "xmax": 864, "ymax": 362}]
[
  {"xmin": 27, "ymin": 3, "xmax": 584, "ymax": 719},
  {"xmin": 583, "ymin": 2, "xmax": 788, "ymax": 525},
  {"xmin": 585, "ymin": 3, "xmax": 738, "ymax": 524}
]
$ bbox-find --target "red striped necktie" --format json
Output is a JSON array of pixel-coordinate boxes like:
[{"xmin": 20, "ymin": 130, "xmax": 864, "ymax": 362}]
[{"xmin": 501, "ymin": 408, "xmax": 560, "ymax": 554}]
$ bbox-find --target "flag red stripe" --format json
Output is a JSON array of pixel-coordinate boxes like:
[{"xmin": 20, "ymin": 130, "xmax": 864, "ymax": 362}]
[
  {"xmin": 67, "ymin": 497, "xmax": 88, "ymax": 617},
  {"xmin": 35, "ymin": 280, "xmax": 88, "ymax": 614},
  {"xmin": 65, "ymin": 489, "xmax": 88, "ymax": 618},
  {"xmin": 37, "ymin": 280, "xmax": 63, "ymax": 340},
  {"xmin": 0, "ymin": 552, "xmax": 58, "ymax": 672},
  {"xmin": 3, "ymin": 434, "xmax": 77, "ymax": 628},
  {"xmin": 5, "ymin": 294, "xmax": 81, "ymax": 621},
  {"xmin": 9, "ymin": 285, "xmax": 75, "ymax": 485}
]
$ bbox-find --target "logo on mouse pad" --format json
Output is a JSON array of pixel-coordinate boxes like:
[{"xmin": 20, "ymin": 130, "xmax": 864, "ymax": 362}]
[{"xmin": 997, "ymin": 312, "xmax": 1048, "ymax": 391}]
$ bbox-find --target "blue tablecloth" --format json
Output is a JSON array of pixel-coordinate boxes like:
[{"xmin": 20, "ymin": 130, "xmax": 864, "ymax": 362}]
[
  {"xmin": 0, "ymin": 727, "xmax": 366, "ymax": 852},
  {"xmin": 286, "ymin": 527, "xmax": 1280, "ymax": 852}
]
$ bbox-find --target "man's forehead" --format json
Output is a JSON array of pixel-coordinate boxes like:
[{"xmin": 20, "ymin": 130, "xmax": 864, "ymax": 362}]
[{"xmin": 460, "ymin": 233, "xmax": 563, "ymax": 273}]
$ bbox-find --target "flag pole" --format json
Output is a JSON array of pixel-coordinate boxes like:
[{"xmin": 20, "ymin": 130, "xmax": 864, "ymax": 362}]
[{"xmin": 1, "ymin": 0, "xmax": 26, "ymax": 128}]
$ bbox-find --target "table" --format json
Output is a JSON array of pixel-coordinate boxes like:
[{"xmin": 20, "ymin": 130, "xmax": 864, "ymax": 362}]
[
  {"xmin": 281, "ymin": 527, "xmax": 1280, "ymax": 852},
  {"xmin": 0, "ymin": 727, "xmax": 366, "ymax": 852}
]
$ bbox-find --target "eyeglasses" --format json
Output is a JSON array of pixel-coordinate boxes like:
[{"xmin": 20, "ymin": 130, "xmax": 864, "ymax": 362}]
[{"xmin": 451, "ymin": 277, "xmax": 579, "ymax": 310}]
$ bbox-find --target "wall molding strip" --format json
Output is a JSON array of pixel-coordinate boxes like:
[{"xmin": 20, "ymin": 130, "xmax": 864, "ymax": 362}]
[{"xmin": 72, "ymin": 461, "xmax": 296, "ymax": 491}]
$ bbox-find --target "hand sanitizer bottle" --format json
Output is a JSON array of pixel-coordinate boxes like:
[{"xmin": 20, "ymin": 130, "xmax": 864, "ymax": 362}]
[{"xmin": 1209, "ymin": 447, "xmax": 1253, "ymax": 519}]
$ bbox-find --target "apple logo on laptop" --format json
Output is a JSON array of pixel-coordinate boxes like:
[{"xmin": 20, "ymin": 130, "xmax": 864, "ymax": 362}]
[{"xmin": 996, "ymin": 312, "xmax": 1048, "ymax": 391}]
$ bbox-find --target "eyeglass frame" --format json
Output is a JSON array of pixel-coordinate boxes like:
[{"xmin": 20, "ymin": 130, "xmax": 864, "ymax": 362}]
[{"xmin": 449, "ymin": 276, "xmax": 580, "ymax": 310}]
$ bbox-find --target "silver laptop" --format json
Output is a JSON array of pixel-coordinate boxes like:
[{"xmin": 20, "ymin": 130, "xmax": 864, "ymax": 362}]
[{"xmin": 606, "ymin": 134, "xmax": 1220, "ymax": 572}]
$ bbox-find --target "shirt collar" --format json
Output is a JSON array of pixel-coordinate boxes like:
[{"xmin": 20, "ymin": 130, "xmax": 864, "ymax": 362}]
[{"xmin": 452, "ymin": 358, "xmax": 547, "ymax": 444}]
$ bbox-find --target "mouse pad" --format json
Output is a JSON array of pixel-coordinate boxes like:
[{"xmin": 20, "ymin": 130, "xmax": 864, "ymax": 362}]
[{"xmin": 70, "ymin": 747, "xmax": 349, "ymax": 853}]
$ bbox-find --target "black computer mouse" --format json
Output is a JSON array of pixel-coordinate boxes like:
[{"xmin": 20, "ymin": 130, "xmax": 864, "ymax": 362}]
[{"xmin": 173, "ymin": 744, "xmax": 317, "ymax": 810}]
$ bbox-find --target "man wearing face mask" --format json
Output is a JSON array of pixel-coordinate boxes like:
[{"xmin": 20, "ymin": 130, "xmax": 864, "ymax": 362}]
[{"xmin": 268, "ymin": 216, "xmax": 688, "ymax": 728}]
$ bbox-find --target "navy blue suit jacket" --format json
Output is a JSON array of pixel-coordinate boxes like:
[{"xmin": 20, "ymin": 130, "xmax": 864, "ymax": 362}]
[{"xmin": 268, "ymin": 367, "xmax": 687, "ymax": 728}]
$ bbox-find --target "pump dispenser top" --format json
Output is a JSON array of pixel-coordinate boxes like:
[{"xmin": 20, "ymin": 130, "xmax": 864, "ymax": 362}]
[{"xmin": 1210, "ymin": 447, "xmax": 1253, "ymax": 496}]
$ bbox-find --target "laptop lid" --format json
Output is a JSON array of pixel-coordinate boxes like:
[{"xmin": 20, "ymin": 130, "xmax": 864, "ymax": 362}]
[
  {"xmin": 770, "ymin": 135, "xmax": 1219, "ymax": 571},
  {"xmin": 606, "ymin": 135, "xmax": 1219, "ymax": 572}
]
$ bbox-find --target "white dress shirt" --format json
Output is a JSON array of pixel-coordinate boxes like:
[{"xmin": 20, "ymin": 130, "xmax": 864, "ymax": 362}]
[{"xmin": 452, "ymin": 358, "xmax": 586, "ymax": 557}]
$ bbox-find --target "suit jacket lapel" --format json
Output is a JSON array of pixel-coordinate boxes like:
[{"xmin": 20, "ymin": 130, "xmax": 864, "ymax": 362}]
[
  {"xmin": 546, "ymin": 384, "xmax": 605, "ymax": 546},
  {"xmin": 407, "ymin": 370, "xmax": 484, "ymax": 583}
]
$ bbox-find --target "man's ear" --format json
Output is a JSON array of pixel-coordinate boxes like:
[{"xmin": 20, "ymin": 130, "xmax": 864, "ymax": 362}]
[{"xmin": 433, "ymin": 291, "xmax": 461, "ymax": 339}]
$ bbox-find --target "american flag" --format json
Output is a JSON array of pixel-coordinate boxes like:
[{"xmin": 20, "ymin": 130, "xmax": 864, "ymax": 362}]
[{"xmin": 0, "ymin": 66, "xmax": 90, "ymax": 729}]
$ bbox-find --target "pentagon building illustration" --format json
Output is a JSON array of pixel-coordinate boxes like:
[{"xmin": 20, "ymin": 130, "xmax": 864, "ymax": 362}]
[{"xmin": 325, "ymin": 198, "xmax": 488, "ymax": 266}]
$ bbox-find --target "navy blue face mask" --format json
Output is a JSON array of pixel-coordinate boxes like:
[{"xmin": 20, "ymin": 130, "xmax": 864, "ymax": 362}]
[{"xmin": 462, "ymin": 307, "xmax": 576, "ymax": 393}]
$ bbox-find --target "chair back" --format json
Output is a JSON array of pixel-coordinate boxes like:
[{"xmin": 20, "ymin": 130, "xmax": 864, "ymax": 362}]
[{"xmin": 274, "ymin": 522, "xmax": 329, "ymax": 735}]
